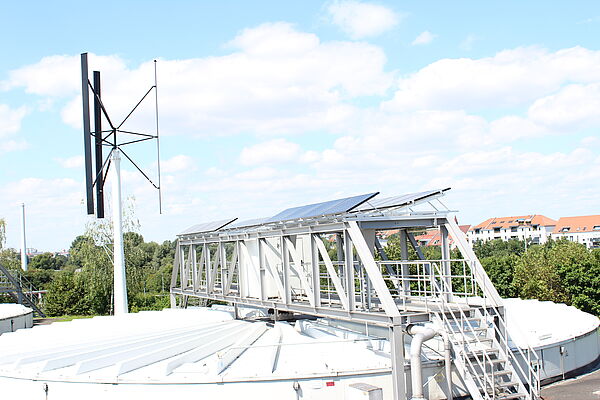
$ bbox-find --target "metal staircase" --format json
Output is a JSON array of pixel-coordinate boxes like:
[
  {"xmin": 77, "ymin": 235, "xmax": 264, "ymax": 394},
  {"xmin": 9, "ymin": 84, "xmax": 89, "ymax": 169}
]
[
  {"xmin": 0, "ymin": 263, "xmax": 46, "ymax": 317},
  {"xmin": 437, "ymin": 220, "xmax": 540, "ymax": 400}
]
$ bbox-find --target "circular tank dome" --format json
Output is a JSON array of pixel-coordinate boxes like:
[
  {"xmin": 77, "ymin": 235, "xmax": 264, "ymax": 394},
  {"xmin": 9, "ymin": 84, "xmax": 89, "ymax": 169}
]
[{"xmin": 0, "ymin": 304, "xmax": 33, "ymax": 334}]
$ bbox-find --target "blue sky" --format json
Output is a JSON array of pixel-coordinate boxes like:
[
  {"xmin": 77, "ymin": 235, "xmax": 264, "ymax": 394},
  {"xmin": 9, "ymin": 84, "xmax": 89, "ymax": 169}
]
[{"xmin": 1, "ymin": 1, "xmax": 599, "ymax": 251}]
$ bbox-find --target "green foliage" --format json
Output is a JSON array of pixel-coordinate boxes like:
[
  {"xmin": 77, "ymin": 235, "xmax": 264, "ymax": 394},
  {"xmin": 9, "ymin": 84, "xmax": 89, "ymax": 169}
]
[
  {"xmin": 0, "ymin": 248, "xmax": 20, "ymax": 270},
  {"xmin": 23, "ymin": 268, "xmax": 55, "ymax": 289},
  {"xmin": 42, "ymin": 199, "xmax": 174, "ymax": 317},
  {"xmin": 43, "ymin": 272, "xmax": 91, "ymax": 316},
  {"xmin": 480, "ymin": 255, "xmax": 518, "ymax": 298},
  {"xmin": 0, "ymin": 218, "xmax": 5, "ymax": 249},
  {"xmin": 29, "ymin": 252, "xmax": 66, "ymax": 270},
  {"xmin": 129, "ymin": 293, "xmax": 170, "ymax": 313},
  {"xmin": 473, "ymin": 238, "xmax": 528, "ymax": 258}
]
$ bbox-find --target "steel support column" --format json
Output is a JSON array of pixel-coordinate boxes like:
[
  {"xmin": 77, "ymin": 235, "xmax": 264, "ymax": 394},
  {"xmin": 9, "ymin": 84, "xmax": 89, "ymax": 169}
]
[
  {"xmin": 440, "ymin": 225, "xmax": 452, "ymax": 301},
  {"xmin": 390, "ymin": 318, "xmax": 407, "ymax": 400}
]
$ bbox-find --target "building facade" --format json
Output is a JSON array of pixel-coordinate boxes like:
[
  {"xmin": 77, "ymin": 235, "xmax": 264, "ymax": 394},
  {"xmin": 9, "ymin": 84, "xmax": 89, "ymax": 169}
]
[
  {"xmin": 551, "ymin": 215, "xmax": 600, "ymax": 249},
  {"xmin": 467, "ymin": 215, "xmax": 557, "ymax": 244}
]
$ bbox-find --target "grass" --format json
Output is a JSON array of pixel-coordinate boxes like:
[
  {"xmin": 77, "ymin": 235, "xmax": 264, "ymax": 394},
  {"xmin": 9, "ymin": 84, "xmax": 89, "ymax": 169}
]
[{"xmin": 35, "ymin": 315, "xmax": 96, "ymax": 323}]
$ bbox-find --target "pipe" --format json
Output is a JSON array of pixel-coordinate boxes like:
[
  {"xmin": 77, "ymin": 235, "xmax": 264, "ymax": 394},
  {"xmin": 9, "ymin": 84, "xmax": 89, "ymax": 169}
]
[
  {"xmin": 442, "ymin": 331, "xmax": 453, "ymax": 400},
  {"xmin": 406, "ymin": 324, "xmax": 438, "ymax": 400}
]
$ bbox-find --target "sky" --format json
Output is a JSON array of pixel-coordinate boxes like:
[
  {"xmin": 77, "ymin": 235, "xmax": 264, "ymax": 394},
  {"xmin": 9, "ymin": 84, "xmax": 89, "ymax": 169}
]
[{"xmin": 1, "ymin": 1, "xmax": 599, "ymax": 251}]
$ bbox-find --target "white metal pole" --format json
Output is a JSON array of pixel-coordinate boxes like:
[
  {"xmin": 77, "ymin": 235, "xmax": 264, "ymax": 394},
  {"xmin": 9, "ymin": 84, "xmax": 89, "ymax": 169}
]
[
  {"xmin": 112, "ymin": 149, "xmax": 128, "ymax": 315},
  {"xmin": 20, "ymin": 203, "xmax": 28, "ymax": 272}
]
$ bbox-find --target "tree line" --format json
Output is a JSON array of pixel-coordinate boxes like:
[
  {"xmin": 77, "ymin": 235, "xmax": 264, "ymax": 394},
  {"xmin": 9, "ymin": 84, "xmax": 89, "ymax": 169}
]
[
  {"xmin": 1, "ymin": 222, "xmax": 598, "ymax": 317},
  {"xmin": 0, "ymin": 225, "xmax": 175, "ymax": 316}
]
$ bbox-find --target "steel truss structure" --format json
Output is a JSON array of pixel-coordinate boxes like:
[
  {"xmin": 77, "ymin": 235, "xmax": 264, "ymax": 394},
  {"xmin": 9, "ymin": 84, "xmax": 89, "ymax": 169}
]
[{"xmin": 170, "ymin": 189, "xmax": 541, "ymax": 400}]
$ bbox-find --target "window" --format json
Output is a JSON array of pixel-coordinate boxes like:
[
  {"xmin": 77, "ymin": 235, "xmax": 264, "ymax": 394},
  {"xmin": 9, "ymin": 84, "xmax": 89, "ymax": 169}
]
[
  {"xmin": 494, "ymin": 227, "xmax": 501, "ymax": 233},
  {"xmin": 510, "ymin": 226, "xmax": 518, "ymax": 232},
  {"xmin": 594, "ymin": 226, "xmax": 600, "ymax": 231},
  {"xmin": 475, "ymin": 228, "xmax": 481, "ymax": 234},
  {"xmin": 561, "ymin": 227, "xmax": 570, "ymax": 232}
]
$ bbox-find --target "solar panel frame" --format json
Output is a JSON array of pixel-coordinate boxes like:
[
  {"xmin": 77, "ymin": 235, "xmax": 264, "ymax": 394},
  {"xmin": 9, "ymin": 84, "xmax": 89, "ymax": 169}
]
[
  {"xmin": 179, "ymin": 218, "xmax": 237, "ymax": 235},
  {"xmin": 265, "ymin": 192, "xmax": 379, "ymax": 224},
  {"xmin": 355, "ymin": 188, "xmax": 450, "ymax": 212}
]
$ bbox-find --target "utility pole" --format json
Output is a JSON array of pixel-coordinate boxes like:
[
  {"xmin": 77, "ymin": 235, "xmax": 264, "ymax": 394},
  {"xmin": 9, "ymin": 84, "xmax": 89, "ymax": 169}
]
[{"xmin": 20, "ymin": 203, "xmax": 28, "ymax": 271}]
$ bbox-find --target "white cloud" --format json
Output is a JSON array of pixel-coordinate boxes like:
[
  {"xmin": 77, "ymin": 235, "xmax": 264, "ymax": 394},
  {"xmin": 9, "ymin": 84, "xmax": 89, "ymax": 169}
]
[
  {"xmin": 327, "ymin": 1, "xmax": 399, "ymax": 39},
  {"xmin": 161, "ymin": 154, "xmax": 195, "ymax": 173},
  {"xmin": 0, "ymin": 177, "xmax": 84, "ymax": 250},
  {"xmin": 0, "ymin": 140, "xmax": 28, "ymax": 153},
  {"xmin": 459, "ymin": 34, "xmax": 478, "ymax": 51},
  {"xmin": 239, "ymin": 138, "xmax": 301, "ymax": 166},
  {"xmin": 2, "ymin": 54, "xmax": 127, "ymax": 97},
  {"xmin": 0, "ymin": 104, "xmax": 27, "ymax": 138},
  {"xmin": 528, "ymin": 83, "xmax": 600, "ymax": 129},
  {"xmin": 412, "ymin": 31, "xmax": 436, "ymax": 46},
  {"xmin": 56, "ymin": 155, "xmax": 84, "ymax": 169},
  {"xmin": 5, "ymin": 24, "xmax": 393, "ymax": 138},
  {"xmin": 383, "ymin": 46, "xmax": 600, "ymax": 112},
  {"xmin": 0, "ymin": 104, "xmax": 28, "ymax": 154}
]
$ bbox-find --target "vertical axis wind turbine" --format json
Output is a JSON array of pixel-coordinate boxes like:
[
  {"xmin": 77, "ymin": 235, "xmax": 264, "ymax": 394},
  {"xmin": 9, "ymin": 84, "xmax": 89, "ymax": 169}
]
[{"xmin": 80, "ymin": 53, "xmax": 162, "ymax": 315}]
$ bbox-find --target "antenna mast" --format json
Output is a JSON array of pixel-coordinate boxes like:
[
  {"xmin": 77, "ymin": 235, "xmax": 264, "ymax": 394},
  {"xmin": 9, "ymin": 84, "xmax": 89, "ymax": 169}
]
[{"xmin": 80, "ymin": 52, "xmax": 162, "ymax": 315}]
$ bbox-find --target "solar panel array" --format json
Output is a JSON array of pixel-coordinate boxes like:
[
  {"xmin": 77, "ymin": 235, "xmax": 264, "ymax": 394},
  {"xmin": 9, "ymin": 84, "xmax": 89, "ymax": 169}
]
[
  {"xmin": 180, "ymin": 218, "xmax": 238, "ymax": 235},
  {"xmin": 179, "ymin": 188, "xmax": 449, "ymax": 235},
  {"xmin": 265, "ymin": 192, "xmax": 378, "ymax": 223}
]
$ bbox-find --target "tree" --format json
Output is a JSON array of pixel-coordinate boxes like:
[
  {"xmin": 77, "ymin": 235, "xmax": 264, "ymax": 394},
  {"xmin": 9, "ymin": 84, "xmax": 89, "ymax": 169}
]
[
  {"xmin": 29, "ymin": 252, "xmax": 66, "ymax": 270},
  {"xmin": 43, "ymin": 272, "xmax": 91, "ymax": 316},
  {"xmin": 0, "ymin": 218, "xmax": 5, "ymax": 249},
  {"xmin": 549, "ymin": 240, "xmax": 600, "ymax": 315},
  {"xmin": 513, "ymin": 244, "xmax": 569, "ymax": 304},
  {"xmin": 473, "ymin": 238, "xmax": 528, "ymax": 258},
  {"xmin": 480, "ymin": 255, "xmax": 518, "ymax": 298}
]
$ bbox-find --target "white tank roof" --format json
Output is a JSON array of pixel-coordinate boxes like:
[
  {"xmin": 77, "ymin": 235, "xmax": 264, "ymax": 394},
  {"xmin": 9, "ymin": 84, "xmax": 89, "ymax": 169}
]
[
  {"xmin": 0, "ymin": 308, "xmax": 391, "ymax": 384},
  {"xmin": 0, "ymin": 304, "xmax": 32, "ymax": 320},
  {"xmin": 503, "ymin": 298, "xmax": 599, "ymax": 348}
]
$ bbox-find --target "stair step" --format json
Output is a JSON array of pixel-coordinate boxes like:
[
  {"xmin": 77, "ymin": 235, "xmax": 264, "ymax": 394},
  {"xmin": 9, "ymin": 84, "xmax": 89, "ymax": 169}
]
[
  {"xmin": 475, "ymin": 370, "xmax": 513, "ymax": 380},
  {"xmin": 497, "ymin": 393, "xmax": 526, "ymax": 400},
  {"xmin": 453, "ymin": 326, "xmax": 488, "ymax": 332},
  {"xmin": 497, "ymin": 380, "xmax": 520, "ymax": 388},
  {"xmin": 468, "ymin": 348, "xmax": 500, "ymax": 358},
  {"xmin": 453, "ymin": 337, "xmax": 493, "ymax": 344}
]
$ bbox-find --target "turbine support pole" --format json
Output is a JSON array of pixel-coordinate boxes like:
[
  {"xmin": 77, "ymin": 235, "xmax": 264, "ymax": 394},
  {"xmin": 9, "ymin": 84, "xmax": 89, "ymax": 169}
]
[{"xmin": 112, "ymin": 149, "xmax": 128, "ymax": 315}]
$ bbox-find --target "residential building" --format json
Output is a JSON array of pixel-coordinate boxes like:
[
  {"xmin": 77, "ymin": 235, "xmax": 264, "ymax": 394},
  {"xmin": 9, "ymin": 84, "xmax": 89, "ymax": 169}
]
[
  {"xmin": 551, "ymin": 215, "xmax": 600, "ymax": 248},
  {"xmin": 468, "ymin": 215, "xmax": 557, "ymax": 244},
  {"xmin": 414, "ymin": 225, "xmax": 471, "ymax": 249}
]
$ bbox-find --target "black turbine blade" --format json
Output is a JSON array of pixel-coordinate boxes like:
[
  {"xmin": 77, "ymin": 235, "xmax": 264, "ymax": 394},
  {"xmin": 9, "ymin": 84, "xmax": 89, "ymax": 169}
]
[
  {"xmin": 81, "ymin": 53, "xmax": 94, "ymax": 215},
  {"xmin": 93, "ymin": 71, "xmax": 105, "ymax": 218}
]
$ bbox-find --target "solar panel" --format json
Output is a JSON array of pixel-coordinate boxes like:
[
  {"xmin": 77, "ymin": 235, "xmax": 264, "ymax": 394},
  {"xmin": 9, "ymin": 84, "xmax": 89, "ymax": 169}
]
[
  {"xmin": 355, "ymin": 188, "xmax": 450, "ymax": 212},
  {"xmin": 226, "ymin": 217, "xmax": 270, "ymax": 230},
  {"xmin": 180, "ymin": 218, "xmax": 237, "ymax": 235},
  {"xmin": 266, "ymin": 192, "xmax": 379, "ymax": 223}
]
